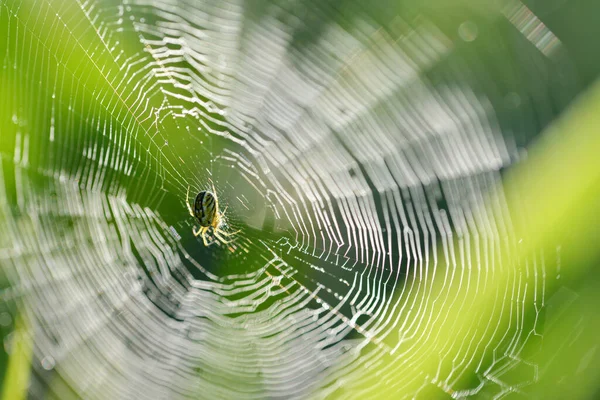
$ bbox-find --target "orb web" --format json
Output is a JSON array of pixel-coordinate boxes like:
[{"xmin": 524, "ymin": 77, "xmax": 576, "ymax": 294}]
[{"xmin": 0, "ymin": 0, "xmax": 577, "ymax": 398}]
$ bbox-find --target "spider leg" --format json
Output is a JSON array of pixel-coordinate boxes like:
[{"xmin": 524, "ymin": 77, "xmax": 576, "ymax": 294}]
[
  {"xmin": 214, "ymin": 228, "xmax": 237, "ymax": 244},
  {"xmin": 215, "ymin": 228, "xmax": 240, "ymax": 236},
  {"xmin": 186, "ymin": 186, "xmax": 195, "ymax": 217},
  {"xmin": 194, "ymin": 226, "xmax": 211, "ymax": 246},
  {"xmin": 214, "ymin": 230, "xmax": 232, "ymax": 244}
]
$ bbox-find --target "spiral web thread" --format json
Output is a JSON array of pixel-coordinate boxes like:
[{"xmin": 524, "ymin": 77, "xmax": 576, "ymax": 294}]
[{"xmin": 0, "ymin": 0, "xmax": 570, "ymax": 398}]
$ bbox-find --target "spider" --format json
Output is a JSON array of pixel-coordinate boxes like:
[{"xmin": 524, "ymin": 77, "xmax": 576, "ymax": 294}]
[{"xmin": 186, "ymin": 185, "xmax": 238, "ymax": 246}]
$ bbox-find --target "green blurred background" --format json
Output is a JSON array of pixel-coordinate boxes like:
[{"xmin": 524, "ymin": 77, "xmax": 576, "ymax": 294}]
[{"xmin": 1, "ymin": 0, "xmax": 600, "ymax": 398}]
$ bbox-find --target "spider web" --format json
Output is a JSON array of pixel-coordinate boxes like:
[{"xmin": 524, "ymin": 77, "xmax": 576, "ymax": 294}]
[{"xmin": 0, "ymin": 0, "xmax": 579, "ymax": 398}]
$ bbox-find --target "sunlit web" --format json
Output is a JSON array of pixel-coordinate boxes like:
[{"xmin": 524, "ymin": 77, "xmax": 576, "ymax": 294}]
[{"xmin": 0, "ymin": 0, "xmax": 576, "ymax": 398}]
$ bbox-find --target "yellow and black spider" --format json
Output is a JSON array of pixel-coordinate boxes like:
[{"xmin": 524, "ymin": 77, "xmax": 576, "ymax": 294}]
[{"xmin": 186, "ymin": 185, "xmax": 237, "ymax": 246}]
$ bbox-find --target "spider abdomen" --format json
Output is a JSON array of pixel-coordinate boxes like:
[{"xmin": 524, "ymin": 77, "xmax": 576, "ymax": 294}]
[{"xmin": 194, "ymin": 190, "xmax": 217, "ymax": 227}]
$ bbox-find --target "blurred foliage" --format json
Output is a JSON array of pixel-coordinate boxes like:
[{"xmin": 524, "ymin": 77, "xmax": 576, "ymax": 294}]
[
  {"xmin": 1, "ymin": 313, "xmax": 32, "ymax": 400},
  {"xmin": 359, "ymin": 68, "xmax": 600, "ymax": 399}
]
